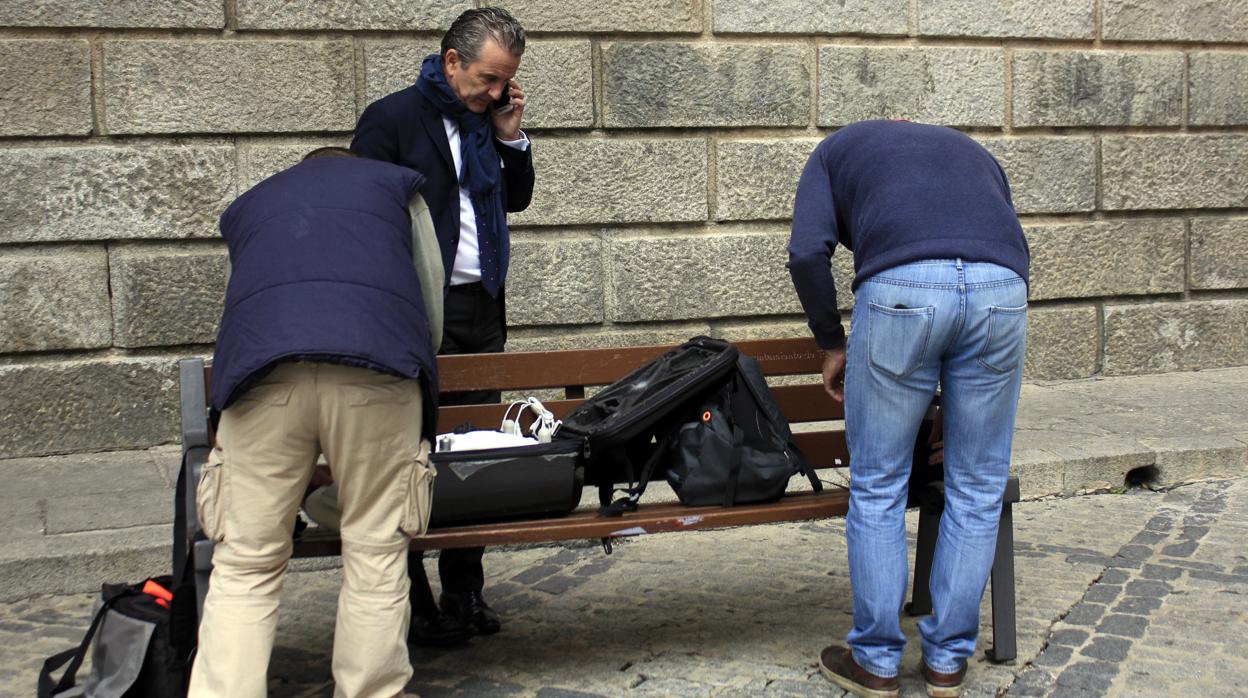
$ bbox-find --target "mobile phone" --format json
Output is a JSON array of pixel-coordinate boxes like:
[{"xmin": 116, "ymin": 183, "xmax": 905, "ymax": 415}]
[{"xmin": 492, "ymin": 85, "xmax": 513, "ymax": 114}]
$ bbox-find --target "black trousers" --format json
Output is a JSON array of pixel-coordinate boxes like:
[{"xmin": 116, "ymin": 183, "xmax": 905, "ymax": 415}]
[{"xmin": 409, "ymin": 282, "xmax": 505, "ymax": 617}]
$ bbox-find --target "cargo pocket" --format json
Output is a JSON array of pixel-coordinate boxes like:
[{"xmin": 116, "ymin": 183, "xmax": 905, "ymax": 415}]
[
  {"xmin": 867, "ymin": 302, "xmax": 935, "ymax": 379},
  {"xmin": 196, "ymin": 448, "xmax": 227, "ymax": 542},
  {"xmin": 979, "ymin": 304, "xmax": 1028, "ymax": 373},
  {"xmin": 399, "ymin": 440, "xmax": 436, "ymax": 538}
]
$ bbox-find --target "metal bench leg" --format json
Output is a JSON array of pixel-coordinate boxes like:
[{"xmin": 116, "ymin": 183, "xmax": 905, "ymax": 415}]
[
  {"xmin": 906, "ymin": 501, "xmax": 940, "ymax": 617},
  {"xmin": 987, "ymin": 493, "xmax": 1018, "ymax": 663}
]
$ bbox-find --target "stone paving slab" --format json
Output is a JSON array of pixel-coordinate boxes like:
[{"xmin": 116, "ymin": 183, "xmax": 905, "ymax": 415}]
[{"xmin": 4, "ymin": 479, "xmax": 1247, "ymax": 697}]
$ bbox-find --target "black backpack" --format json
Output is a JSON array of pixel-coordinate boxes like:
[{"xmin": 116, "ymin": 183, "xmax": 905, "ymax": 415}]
[
  {"xmin": 570, "ymin": 338, "xmax": 821, "ymax": 514},
  {"xmin": 556, "ymin": 336, "xmax": 741, "ymax": 506},
  {"xmin": 665, "ymin": 354, "xmax": 822, "ymax": 506},
  {"xmin": 39, "ymin": 460, "xmax": 200, "ymax": 698},
  {"xmin": 37, "ymin": 577, "xmax": 191, "ymax": 698}
]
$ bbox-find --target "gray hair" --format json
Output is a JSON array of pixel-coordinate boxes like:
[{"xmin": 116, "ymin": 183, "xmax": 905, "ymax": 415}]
[{"xmin": 441, "ymin": 7, "xmax": 526, "ymax": 64}]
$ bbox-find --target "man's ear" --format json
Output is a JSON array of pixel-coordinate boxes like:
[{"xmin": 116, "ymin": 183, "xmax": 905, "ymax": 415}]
[{"xmin": 444, "ymin": 48, "xmax": 461, "ymax": 72}]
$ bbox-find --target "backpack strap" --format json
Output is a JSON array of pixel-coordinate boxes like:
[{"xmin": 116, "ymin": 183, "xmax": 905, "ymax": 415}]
[
  {"xmin": 721, "ymin": 375, "xmax": 747, "ymax": 507},
  {"xmin": 803, "ymin": 463, "xmax": 824, "ymax": 492},
  {"xmin": 721, "ymin": 424, "xmax": 744, "ymax": 507},
  {"xmin": 791, "ymin": 439, "xmax": 824, "ymax": 492},
  {"xmin": 173, "ymin": 451, "xmax": 190, "ymax": 585},
  {"xmin": 598, "ymin": 422, "xmax": 683, "ymax": 517},
  {"xmin": 169, "ymin": 451, "xmax": 200, "ymax": 669},
  {"xmin": 598, "ymin": 438, "xmax": 665, "ymax": 516},
  {"xmin": 38, "ymin": 587, "xmax": 136, "ymax": 698},
  {"xmin": 596, "ymin": 449, "xmax": 636, "ymax": 515}
]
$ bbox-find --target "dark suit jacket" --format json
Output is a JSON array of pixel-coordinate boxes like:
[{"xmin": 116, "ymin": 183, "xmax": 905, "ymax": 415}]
[{"xmin": 351, "ymin": 85, "xmax": 536, "ymax": 284}]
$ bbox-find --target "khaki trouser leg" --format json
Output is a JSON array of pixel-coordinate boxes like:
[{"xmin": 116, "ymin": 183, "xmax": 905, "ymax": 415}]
[
  {"xmin": 318, "ymin": 365, "xmax": 424, "ymax": 698},
  {"xmin": 190, "ymin": 363, "xmax": 426, "ymax": 698},
  {"xmin": 190, "ymin": 363, "xmax": 321, "ymax": 698}
]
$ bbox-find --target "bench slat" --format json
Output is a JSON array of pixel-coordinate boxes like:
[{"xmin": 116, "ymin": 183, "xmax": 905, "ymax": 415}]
[
  {"xmin": 289, "ymin": 488, "xmax": 849, "ymax": 555},
  {"xmin": 437, "ymin": 338, "xmax": 825, "ymax": 392},
  {"xmin": 200, "ymin": 339, "xmax": 825, "ymax": 395},
  {"xmin": 438, "ymin": 345, "xmax": 669, "ymax": 392},
  {"xmin": 793, "ymin": 431, "xmax": 849, "ymax": 468},
  {"xmin": 738, "ymin": 337, "xmax": 827, "ymax": 375},
  {"xmin": 434, "ymin": 383, "xmax": 843, "ymax": 434},
  {"xmin": 773, "ymin": 384, "xmax": 844, "ymax": 421}
]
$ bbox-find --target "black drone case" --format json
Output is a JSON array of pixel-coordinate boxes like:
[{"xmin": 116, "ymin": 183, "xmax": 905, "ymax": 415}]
[{"xmin": 428, "ymin": 438, "xmax": 585, "ymax": 526}]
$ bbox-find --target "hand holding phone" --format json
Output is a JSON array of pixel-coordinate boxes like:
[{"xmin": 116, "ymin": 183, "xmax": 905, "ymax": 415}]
[
  {"xmin": 492, "ymin": 84, "xmax": 513, "ymax": 114},
  {"xmin": 491, "ymin": 79, "xmax": 525, "ymax": 141}
]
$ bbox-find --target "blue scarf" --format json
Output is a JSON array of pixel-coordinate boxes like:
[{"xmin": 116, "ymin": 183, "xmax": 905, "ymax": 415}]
[{"xmin": 416, "ymin": 53, "xmax": 509, "ymax": 297}]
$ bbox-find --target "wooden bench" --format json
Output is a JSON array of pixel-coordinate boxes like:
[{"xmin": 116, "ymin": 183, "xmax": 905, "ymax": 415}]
[{"xmin": 176, "ymin": 337, "xmax": 1019, "ymax": 662}]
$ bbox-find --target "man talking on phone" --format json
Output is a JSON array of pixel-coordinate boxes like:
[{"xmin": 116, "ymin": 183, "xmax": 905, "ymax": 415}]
[{"xmin": 351, "ymin": 6, "xmax": 534, "ymax": 647}]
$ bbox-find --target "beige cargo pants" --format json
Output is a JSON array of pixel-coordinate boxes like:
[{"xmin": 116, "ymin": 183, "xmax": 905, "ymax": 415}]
[{"xmin": 189, "ymin": 362, "xmax": 433, "ymax": 698}]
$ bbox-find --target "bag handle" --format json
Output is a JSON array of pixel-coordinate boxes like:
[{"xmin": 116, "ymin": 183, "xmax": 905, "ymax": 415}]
[{"xmin": 37, "ymin": 588, "xmax": 135, "ymax": 698}]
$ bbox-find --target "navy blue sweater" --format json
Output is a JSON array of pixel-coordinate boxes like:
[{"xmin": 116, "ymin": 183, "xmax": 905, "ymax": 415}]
[{"xmin": 787, "ymin": 120, "xmax": 1029, "ymax": 350}]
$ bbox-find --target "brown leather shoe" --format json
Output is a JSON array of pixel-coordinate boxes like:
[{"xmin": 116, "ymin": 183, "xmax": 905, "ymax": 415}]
[
  {"xmin": 818, "ymin": 645, "xmax": 900, "ymax": 698},
  {"xmin": 920, "ymin": 659, "xmax": 967, "ymax": 697}
]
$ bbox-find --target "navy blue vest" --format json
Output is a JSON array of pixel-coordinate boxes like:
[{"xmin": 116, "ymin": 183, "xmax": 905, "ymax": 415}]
[{"xmin": 212, "ymin": 156, "xmax": 439, "ymax": 435}]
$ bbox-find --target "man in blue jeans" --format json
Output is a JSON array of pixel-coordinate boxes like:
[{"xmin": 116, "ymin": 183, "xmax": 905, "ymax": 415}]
[{"xmin": 788, "ymin": 120, "xmax": 1030, "ymax": 698}]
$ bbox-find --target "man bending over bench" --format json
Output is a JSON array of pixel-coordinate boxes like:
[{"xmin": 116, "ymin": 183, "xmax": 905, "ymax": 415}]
[
  {"xmin": 190, "ymin": 147, "xmax": 442, "ymax": 698},
  {"xmin": 788, "ymin": 120, "xmax": 1030, "ymax": 698}
]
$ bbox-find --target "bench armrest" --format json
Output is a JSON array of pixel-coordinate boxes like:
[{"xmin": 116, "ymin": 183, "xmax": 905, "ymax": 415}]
[{"xmin": 179, "ymin": 358, "xmax": 211, "ymax": 450}]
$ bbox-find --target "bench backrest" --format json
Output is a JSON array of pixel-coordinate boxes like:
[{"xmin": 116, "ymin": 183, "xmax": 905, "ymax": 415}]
[{"xmin": 185, "ymin": 337, "xmax": 848, "ymax": 471}]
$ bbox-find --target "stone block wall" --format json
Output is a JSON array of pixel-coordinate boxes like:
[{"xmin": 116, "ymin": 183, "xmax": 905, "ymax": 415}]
[{"xmin": 1, "ymin": 1, "xmax": 1246, "ymax": 458}]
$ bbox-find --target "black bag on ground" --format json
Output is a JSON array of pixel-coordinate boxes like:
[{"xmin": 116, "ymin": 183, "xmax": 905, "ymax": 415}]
[
  {"xmin": 665, "ymin": 354, "xmax": 822, "ymax": 506},
  {"xmin": 555, "ymin": 336, "xmax": 740, "ymax": 509},
  {"xmin": 41, "ymin": 456, "xmax": 200, "ymax": 697},
  {"xmin": 38, "ymin": 576, "xmax": 191, "ymax": 698}
]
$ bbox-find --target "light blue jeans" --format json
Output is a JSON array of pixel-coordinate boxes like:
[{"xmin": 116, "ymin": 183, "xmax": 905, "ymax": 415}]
[{"xmin": 843, "ymin": 259, "xmax": 1027, "ymax": 677}]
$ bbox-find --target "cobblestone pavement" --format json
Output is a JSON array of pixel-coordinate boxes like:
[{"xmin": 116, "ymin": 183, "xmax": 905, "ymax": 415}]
[{"xmin": 2, "ymin": 478, "xmax": 1245, "ymax": 698}]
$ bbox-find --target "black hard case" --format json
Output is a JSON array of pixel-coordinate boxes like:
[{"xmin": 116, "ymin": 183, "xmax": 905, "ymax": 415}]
[{"xmin": 428, "ymin": 439, "xmax": 585, "ymax": 526}]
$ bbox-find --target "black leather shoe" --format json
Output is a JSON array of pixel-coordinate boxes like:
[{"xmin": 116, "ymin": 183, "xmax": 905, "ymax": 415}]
[
  {"xmin": 407, "ymin": 611, "xmax": 475, "ymax": 647},
  {"xmin": 441, "ymin": 591, "xmax": 502, "ymax": 635}
]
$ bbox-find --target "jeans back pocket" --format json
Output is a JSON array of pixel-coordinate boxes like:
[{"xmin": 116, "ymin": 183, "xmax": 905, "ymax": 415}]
[
  {"xmin": 867, "ymin": 302, "xmax": 935, "ymax": 379},
  {"xmin": 978, "ymin": 305, "xmax": 1028, "ymax": 373}
]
